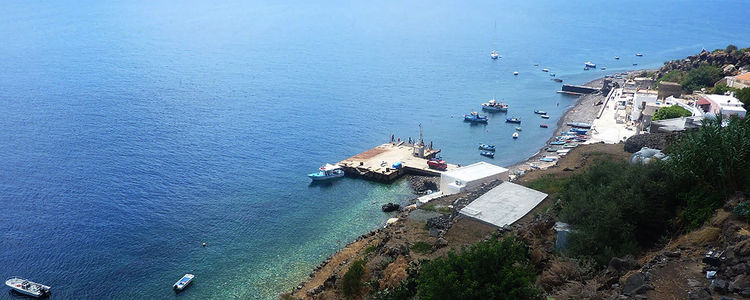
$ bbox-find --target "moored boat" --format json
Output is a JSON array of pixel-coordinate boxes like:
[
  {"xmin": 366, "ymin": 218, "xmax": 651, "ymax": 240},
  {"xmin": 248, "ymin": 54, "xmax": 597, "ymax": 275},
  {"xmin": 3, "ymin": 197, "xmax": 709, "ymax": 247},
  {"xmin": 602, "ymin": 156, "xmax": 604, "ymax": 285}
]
[
  {"xmin": 615, "ymin": 56, "xmax": 620, "ymax": 60},
  {"xmin": 478, "ymin": 144, "xmax": 496, "ymax": 151},
  {"xmin": 513, "ymin": 71, "xmax": 519, "ymax": 75},
  {"xmin": 5, "ymin": 277, "xmax": 50, "ymax": 298},
  {"xmin": 308, "ymin": 164, "xmax": 345, "ymax": 181},
  {"xmin": 636, "ymin": 53, "xmax": 643, "ymax": 57},
  {"xmin": 552, "ymin": 78, "xmax": 563, "ymax": 83},
  {"xmin": 534, "ymin": 110, "xmax": 546, "ymax": 114},
  {"xmin": 505, "ymin": 117, "xmax": 521, "ymax": 124},
  {"xmin": 464, "ymin": 111, "xmax": 489, "ymax": 123},
  {"xmin": 515, "ymin": 127, "xmax": 522, "ymax": 131},
  {"xmin": 173, "ymin": 274, "xmax": 194, "ymax": 292},
  {"xmin": 480, "ymin": 151, "xmax": 495, "ymax": 158},
  {"xmin": 542, "ymin": 68, "xmax": 549, "ymax": 72},
  {"xmin": 585, "ymin": 61, "xmax": 596, "ymax": 68},
  {"xmin": 481, "ymin": 99, "xmax": 508, "ymax": 112},
  {"xmin": 540, "ymin": 124, "xmax": 548, "ymax": 128},
  {"xmin": 490, "ymin": 50, "xmax": 499, "ymax": 59},
  {"xmin": 512, "ymin": 132, "xmax": 519, "ymax": 139},
  {"xmin": 541, "ymin": 114, "xmax": 550, "ymax": 119}
]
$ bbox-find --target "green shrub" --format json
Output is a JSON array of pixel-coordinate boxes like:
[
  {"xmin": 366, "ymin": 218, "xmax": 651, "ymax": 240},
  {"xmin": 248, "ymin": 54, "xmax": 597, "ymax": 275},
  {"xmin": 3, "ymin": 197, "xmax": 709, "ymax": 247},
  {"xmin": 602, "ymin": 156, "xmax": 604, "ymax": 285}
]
[
  {"xmin": 410, "ymin": 242, "xmax": 432, "ymax": 254},
  {"xmin": 659, "ymin": 70, "xmax": 684, "ymax": 83},
  {"xmin": 733, "ymin": 201, "xmax": 750, "ymax": 223},
  {"xmin": 726, "ymin": 44, "xmax": 738, "ymax": 52},
  {"xmin": 342, "ymin": 260, "xmax": 366, "ymax": 298},
  {"xmin": 653, "ymin": 104, "xmax": 692, "ymax": 121},
  {"xmin": 713, "ymin": 83, "xmax": 734, "ymax": 95},
  {"xmin": 680, "ymin": 65, "xmax": 722, "ymax": 92},
  {"xmin": 364, "ymin": 245, "xmax": 377, "ymax": 255},
  {"xmin": 736, "ymin": 87, "xmax": 750, "ymax": 107},
  {"xmin": 526, "ymin": 174, "xmax": 572, "ymax": 195},
  {"xmin": 679, "ymin": 185, "xmax": 724, "ymax": 229},
  {"xmin": 416, "ymin": 236, "xmax": 539, "ymax": 300}
]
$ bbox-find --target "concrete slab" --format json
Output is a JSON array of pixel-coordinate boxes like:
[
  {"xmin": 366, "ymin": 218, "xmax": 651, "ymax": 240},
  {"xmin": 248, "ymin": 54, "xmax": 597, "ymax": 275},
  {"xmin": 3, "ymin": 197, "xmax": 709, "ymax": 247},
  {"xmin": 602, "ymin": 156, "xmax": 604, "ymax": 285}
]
[{"xmin": 459, "ymin": 182, "xmax": 548, "ymax": 228}]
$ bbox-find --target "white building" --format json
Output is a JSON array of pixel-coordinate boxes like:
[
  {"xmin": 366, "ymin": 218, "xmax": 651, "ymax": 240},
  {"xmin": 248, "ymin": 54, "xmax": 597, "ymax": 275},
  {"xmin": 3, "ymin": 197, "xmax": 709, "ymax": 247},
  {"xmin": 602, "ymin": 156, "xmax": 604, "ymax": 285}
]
[
  {"xmin": 697, "ymin": 94, "xmax": 746, "ymax": 118},
  {"xmin": 439, "ymin": 162, "xmax": 508, "ymax": 195}
]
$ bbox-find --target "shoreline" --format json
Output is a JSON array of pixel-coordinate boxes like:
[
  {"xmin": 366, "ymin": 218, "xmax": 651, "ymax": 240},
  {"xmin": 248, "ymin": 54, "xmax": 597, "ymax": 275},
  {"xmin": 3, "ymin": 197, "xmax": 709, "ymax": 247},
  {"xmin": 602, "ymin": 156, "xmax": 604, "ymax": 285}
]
[{"xmin": 282, "ymin": 71, "xmax": 643, "ymax": 299}]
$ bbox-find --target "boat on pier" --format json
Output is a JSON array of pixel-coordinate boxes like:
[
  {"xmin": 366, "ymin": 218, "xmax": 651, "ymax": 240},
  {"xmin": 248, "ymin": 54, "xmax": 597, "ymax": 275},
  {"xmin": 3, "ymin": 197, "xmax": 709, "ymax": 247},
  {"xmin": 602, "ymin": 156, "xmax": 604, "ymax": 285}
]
[
  {"xmin": 567, "ymin": 122, "xmax": 592, "ymax": 128},
  {"xmin": 308, "ymin": 164, "xmax": 345, "ymax": 181},
  {"xmin": 5, "ymin": 277, "xmax": 50, "ymax": 298},
  {"xmin": 464, "ymin": 112, "xmax": 489, "ymax": 123}
]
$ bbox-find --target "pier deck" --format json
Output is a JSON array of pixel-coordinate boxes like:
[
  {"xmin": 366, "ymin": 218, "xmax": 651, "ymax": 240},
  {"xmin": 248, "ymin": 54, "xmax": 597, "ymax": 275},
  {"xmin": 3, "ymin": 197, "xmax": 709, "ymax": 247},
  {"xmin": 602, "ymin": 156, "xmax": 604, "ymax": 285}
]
[{"xmin": 337, "ymin": 143, "xmax": 459, "ymax": 182}]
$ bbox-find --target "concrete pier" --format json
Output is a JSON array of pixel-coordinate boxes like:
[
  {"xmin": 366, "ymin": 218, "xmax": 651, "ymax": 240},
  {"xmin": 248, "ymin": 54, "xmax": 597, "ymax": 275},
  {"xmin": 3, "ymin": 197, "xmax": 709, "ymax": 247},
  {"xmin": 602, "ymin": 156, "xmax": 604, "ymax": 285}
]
[{"xmin": 337, "ymin": 143, "xmax": 459, "ymax": 183}]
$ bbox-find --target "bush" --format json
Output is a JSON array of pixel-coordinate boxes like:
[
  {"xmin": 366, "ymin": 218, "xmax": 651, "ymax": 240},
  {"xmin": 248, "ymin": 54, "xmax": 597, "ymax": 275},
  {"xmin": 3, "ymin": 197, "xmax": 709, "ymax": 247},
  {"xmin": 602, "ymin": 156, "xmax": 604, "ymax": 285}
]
[
  {"xmin": 342, "ymin": 260, "xmax": 366, "ymax": 298},
  {"xmin": 680, "ymin": 65, "xmax": 722, "ymax": 92},
  {"xmin": 734, "ymin": 201, "xmax": 750, "ymax": 223},
  {"xmin": 559, "ymin": 161, "xmax": 679, "ymax": 265},
  {"xmin": 653, "ymin": 104, "xmax": 692, "ymax": 121},
  {"xmin": 410, "ymin": 242, "xmax": 432, "ymax": 254},
  {"xmin": 736, "ymin": 87, "xmax": 750, "ymax": 107},
  {"xmin": 416, "ymin": 236, "xmax": 539, "ymax": 300},
  {"xmin": 659, "ymin": 70, "xmax": 684, "ymax": 83},
  {"xmin": 713, "ymin": 83, "xmax": 734, "ymax": 95},
  {"xmin": 527, "ymin": 174, "xmax": 572, "ymax": 195},
  {"xmin": 727, "ymin": 44, "xmax": 738, "ymax": 52}
]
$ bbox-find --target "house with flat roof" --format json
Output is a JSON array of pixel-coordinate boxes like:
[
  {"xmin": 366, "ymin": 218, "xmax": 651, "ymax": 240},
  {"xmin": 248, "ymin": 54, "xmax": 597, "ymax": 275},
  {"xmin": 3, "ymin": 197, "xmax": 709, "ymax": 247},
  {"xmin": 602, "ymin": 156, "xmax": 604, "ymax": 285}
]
[
  {"xmin": 439, "ymin": 162, "xmax": 508, "ymax": 195},
  {"xmin": 720, "ymin": 72, "xmax": 750, "ymax": 89},
  {"xmin": 697, "ymin": 94, "xmax": 746, "ymax": 118}
]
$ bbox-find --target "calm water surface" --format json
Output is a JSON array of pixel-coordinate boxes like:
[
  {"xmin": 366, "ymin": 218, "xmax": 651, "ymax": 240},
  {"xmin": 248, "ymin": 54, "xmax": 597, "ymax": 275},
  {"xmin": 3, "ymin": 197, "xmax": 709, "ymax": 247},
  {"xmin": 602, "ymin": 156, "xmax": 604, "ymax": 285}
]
[{"xmin": 1, "ymin": 0, "xmax": 749, "ymax": 299}]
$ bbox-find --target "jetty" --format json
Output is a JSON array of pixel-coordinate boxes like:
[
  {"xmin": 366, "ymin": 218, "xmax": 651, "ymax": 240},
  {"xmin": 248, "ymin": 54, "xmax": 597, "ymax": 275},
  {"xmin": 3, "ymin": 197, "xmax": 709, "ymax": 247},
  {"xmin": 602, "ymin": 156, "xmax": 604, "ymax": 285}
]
[
  {"xmin": 557, "ymin": 84, "xmax": 600, "ymax": 95},
  {"xmin": 337, "ymin": 142, "xmax": 459, "ymax": 183}
]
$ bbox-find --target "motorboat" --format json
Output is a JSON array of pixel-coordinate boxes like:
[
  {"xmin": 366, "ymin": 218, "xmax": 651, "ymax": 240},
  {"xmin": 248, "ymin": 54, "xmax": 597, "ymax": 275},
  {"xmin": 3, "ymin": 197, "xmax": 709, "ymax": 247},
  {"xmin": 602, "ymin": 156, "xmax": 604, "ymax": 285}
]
[
  {"xmin": 546, "ymin": 147, "xmax": 559, "ymax": 152},
  {"xmin": 542, "ymin": 68, "xmax": 549, "ymax": 72},
  {"xmin": 567, "ymin": 122, "xmax": 592, "ymax": 128},
  {"xmin": 585, "ymin": 62, "xmax": 596, "ymax": 68},
  {"xmin": 481, "ymin": 99, "xmax": 508, "ymax": 112},
  {"xmin": 541, "ymin": 114, "xmax": 550, "ymax": 119},
  {"xmin": 173, "ymin": 274, "xmax": 194, "ymax": 292},
  {"xmin": 515, "ymin": 127, "xmax": 522, "ymax": 131},
  {"xmin": 550, "ymin": 73, "xmax": 556, "ymax": 77},
  {"xmin": 480, "ymin": 151, "xmax": 495, "ymax": 158},
  {"xmin": 636, "ymin": 53, "xmax": 643, "ymax": 57},
  {"xmin": 615, "ymin": 56, "xmax": 620, "ymax": 60},
  {"xmin": 534, "ymin": 63, "xmax": 539, "ymax": 66},
  {"xmin": 512, "ymin": 132, "xmax": 519, "ymax": 139},
  {"xmin": 464, "ymin": 111, "xmax": 489, "ymax": 123},
  {"xmin": 549, "ymin": 141, "xmax": 565, "ymax": 145},
  {"xmin": 552, "ymin": 78, "xmax": 563, "ymax": 83},
  {"xmin": 427, "ymin": 159, "xmax": 447, "ymax": 170},
  {"xmin": 584, "ymin": 67, "xmax": 590, "ymax": 70},
  {"xmin": 505, "ymin": 117, "xmax": 521, "ymax": 124},
  {"xmin": 5, "ymin": 277, "xmax": 50, "ymax": 298},
  {"xmin": 540, "ymin": 124, "xmax": 549, "ymax": 128},
  {"xmin": 601, "ymin": 67, "xmax": 607, "ymax": 70},
  {"xmin": 513, "ymin": 71, "xmax": 519, "ymax": 75},
  {"xmin": 478, "ymin": 144, "xmax": 496, "ymax": 151},
  {"xmin": 490, "ymin": 50, "xmax": 499, "ymax": 59},
  {"xmin": 308, "ymin": 164, "xmax": 345, "ymax": 181},
  {"xmin": 534, "ymin": 110, "xmax": 546, "ymax": 114}
]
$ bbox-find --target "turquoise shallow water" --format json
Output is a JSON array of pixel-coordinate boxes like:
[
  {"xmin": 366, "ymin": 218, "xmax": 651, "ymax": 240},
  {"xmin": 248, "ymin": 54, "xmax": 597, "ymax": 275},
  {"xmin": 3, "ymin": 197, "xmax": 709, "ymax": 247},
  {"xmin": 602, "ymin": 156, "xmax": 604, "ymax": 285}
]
[{"xmin": 1, "ymin": 0, "xmax": 749, "ymax": 299}]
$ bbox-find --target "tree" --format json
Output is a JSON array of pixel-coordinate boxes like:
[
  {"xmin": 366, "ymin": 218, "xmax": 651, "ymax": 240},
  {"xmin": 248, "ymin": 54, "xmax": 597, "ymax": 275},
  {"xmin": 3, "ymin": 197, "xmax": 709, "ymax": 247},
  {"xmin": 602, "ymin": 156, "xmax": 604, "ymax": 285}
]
[
  {"xmin": 417, "ymin": 236, "xmax": 539, "ymax": 300},
  {"xmin": 680, "ymin": 65, "xmax": 722, "ymax": 92},
  {"xmin": 726, "ymin": 44, "xmax": 738, "ymax": 52},
  {"xmin": 653, "ymin": 104, "xmax": 692, "ymax": 121},
  {"xmin": 736, "ymin": 87, "xmax": 750, "ymax": 107}
]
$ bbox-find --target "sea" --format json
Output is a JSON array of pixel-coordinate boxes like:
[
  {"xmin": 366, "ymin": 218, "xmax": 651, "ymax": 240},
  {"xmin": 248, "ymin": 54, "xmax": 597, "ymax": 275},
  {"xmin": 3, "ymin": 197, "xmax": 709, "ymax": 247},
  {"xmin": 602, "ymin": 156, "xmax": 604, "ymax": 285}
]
[{"xmin": 1, "ymin": 0, "xmax": 749, "ymax": 299}]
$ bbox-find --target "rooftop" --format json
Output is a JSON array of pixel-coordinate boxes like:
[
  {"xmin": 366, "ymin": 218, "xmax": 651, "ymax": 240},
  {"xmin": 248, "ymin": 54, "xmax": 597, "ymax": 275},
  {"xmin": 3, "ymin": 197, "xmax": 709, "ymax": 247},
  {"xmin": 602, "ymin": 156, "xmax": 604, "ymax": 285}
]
[
  {"xmin": 441, "ymin": 162, "xmax": 508, "ymax": 182},
  {"xmin": 459, "ymin": 181, "xmax": 548, "ymax": 228},
  {"xmin": 735, "ymin": 72, "xmax": 750, "ymax": 82},
  {"xmin": 703, "ymin": 94, "xmax": 743, "ymax": 107}
]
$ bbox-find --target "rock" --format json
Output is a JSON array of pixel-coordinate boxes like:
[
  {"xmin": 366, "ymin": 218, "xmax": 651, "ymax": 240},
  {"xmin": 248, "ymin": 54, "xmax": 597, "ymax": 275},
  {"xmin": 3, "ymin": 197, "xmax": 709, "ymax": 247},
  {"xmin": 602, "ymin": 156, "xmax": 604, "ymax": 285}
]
[
  {"xmin": 729, "ymin": 274, "xmax": 750, "ymax": 292},
  {"xmin": 382, "ymin": 202, "xmax": 400, "ymax": 212},
  {"xmin": 609, "ymin": 255, "xmax": 639, "ymax": 272},
  {"xmin": 323, "ymin": 274, "xmax": 337, "ymax": 288},
  {"xmin": 664, "ymin": 250, "xmax": 681, "ymax": 258},
  {"xmin": 731, "ymin": 239, "xmax": 750, "ymax": 257},
  {"xmin": 622, "ymin": 272, "xmax": 650, "ymax": 295},
  {"xmin": 718, "ymin": 296, "xmax": 737, "ymax": 300},
  {"xmin": 688, "ymin": 288, "xmax": 712, "ymax": 300},
  {"xmin": 624, "ymin": 133, "xmax": 671, "ymax": 153},
  {"xmin": 711, "ymin": 279, "xmax": 729, "ymax": 293},
  {"xmin": 436, "ymin": 238, "xmax": 448, "ymax": 248},
  {"xmin": 687, "ymin": 278, "xmax": 703, "ymax": 288},
  {"xmin": 723, "ymin": 64, "xmax": 737, "ymax": 76}
]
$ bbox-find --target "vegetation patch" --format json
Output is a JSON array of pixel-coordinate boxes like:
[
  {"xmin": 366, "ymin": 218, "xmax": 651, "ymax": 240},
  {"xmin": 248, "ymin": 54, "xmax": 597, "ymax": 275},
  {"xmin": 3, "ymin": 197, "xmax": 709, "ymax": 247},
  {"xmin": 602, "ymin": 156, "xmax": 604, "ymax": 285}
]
[
  {"xmin": 653, "ymin": 104, "xmax": 692, "ymax": 121},
  {"xmin": 342, "ymin": 260, "xmax": 366, "ymax": 298},
  {"xmin": 364, "ymin": 244, "xmax": 377, "ymax": 255},
  {"xmin": 410, "ymin": 241, "xmax": 432, "ymax": 254},
  {"xmin": 527, "ymin": 174, "xmax": 572, "ymax": 195}
]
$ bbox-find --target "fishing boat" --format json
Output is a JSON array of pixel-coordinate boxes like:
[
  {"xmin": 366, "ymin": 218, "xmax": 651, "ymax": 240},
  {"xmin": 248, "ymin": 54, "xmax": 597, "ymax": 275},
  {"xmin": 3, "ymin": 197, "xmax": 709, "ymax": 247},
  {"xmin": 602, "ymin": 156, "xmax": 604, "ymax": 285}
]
[
  {"xmin": 570, "ymin": 127, "xmax": 589, "ymax": 134},
  {"xmin": 464, "ymin": 111, "xmax": 489, "ymax": 123},
  {"xmin": 549, "ymin": 141, "xmax": 565, "ymax": 145},
  {"xmin": 427, "ymin": 158, "xmax": 447, "ymax": 170},
  {"xmin": 541, "ymin": 114, "xmax": 550, "ymax": 119},
  {"xmin": 480, "ymin": 151, "xmax": 495, "ymax": 158},
  {"xmin": 513, "ymin": 71, "xmax": 518, "ymax": 75},
  {"xmin": 490, "ymin": 50, "xmax": 499, "ymax": 59},
  {"xmin": 542, "ymin": 68, "xmax": 549, "ymax": 72},
  {"xmin": 567, "ymin": 122, "xmax": 592, "ymax": 128},
  {"xmin": 585, "ymin": 61, "xmax": 596, "ymax": 68},
  {"xmin": 540, "ymin": 124, "xmax": 549, "ymax": 128},
  {"xmin": 173, "ymin": 274, "xmax": 194, "ymax": 292},
  {"xmin": 481, "ymin": 99, "xmax": 508, "ymax": 112},
  {"xmin": 534, "ymin": 110, "xmax": 546, "ymax": 114},
  {"xmin": 505, "ymin": 117, "xmax": 521, "ymax": 124},
  {"xmin": 5, "ymin": 277, "xmax": 50, "ymax": 298},
  {"xmin": 512, "ymin": 132, "xmax": 519, "ymax": 139},
  {"xmin": 308, "ymin": 164, "xmax": 345, "ymax": 181},
  {"xmin": 552, "ymin": 78, "xmax": 563, "ymax": 83},
  {"xmin": 479, "ymin": 144, "xmax": 496, "ymax": 151},
  {"xmin": 515, "ymin": 127, "xmax": 522, "ymax": 131}
]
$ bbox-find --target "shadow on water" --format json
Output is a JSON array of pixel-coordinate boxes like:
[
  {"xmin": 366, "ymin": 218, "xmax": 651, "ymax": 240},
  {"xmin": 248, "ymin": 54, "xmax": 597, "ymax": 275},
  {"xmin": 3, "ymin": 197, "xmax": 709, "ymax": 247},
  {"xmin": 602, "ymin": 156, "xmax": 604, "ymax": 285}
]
[{"xmin": 307, "ymin": 180, "xmax": 340, "ymax": 189}]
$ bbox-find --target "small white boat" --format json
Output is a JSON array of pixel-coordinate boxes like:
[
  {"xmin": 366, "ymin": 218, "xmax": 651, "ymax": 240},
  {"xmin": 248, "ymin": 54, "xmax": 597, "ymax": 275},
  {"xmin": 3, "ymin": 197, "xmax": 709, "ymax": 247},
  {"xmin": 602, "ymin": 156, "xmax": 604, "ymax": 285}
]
[
  {"xmin": 173, "ymin": 274, "xmax": 194, "ymax": 292},
  {"xmin": 490, "ymin": 50, "xmax": 499, "ymax": 59},
  {"xmin": 308, "ymin": 164, "xmax": 345, "ymax": 181},
  {"xmin": 513, "ymin": 71, "xmax": 518, "ymax": 75},
  {"xmin": 542, "ymin": 68, "xmax": 549, "ymax": 72},
  {"xmin": 615, "ymin": 56, "xmax": 620, "ymax": 60},
  {"xmin": 5, "ymin": 277, "xmax": 50, "ymax": 298},
  {"xmin": 515, "ymin": 127, "xmax": 522, "ymax": 131},
  {"xmin": 512, "ymin": 132, "xmax": 519, "ymax": 139},
  {"xmin": 585, "ymin": 61, "xmax": 596, "ymax": 68},
  {"xmin": 636, "ymin": 53, "xmax": 643, "ymax": 57}
]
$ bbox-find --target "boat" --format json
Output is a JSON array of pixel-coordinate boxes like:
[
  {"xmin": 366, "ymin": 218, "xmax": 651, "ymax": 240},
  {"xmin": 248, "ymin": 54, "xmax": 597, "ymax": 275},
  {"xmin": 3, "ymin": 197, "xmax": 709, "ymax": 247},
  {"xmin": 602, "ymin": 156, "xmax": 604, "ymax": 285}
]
[
  {"xmin": 541, "ymin": 114, "xmax": 550, "ymax": 119},
  {"xmin": 552, "ymin": 78, "xmax": 563, "ymax": 83},
  {"xmin": 478, "ymin": 144, "xmax": 496, "ymax": 151},
  {"xmin": 540, "ymin": 157, "xmax": 558, "ymax": 162},
  {"xmin": 464, "ymin": 111, "xmax": 489, "ymax": 123},
  {"xmin": 173, "ymin": 274, "xmax": 194, "ymax": 292},
  {"xmin": 550, "ymin": 73, "xmax": 556, "ymax": 77},
  {"xmin": 307, "ymin": 164, "xmax": 345, "ymax": 181},
  {"xmin": 636, "ymin": 53, "xmax": 643, "ymax": 57},
  {"xmin": 534, "ymin": 63, "xmax": 539, "ymax": 66},
  {"xmin": 567, "ymin": 122, "xmax": 592, "ymax": 128},
  {"xmin": 570, "ymin": 127, "xmax": 589, "ymax": 133},
  {"xmin": 557, "ymin": 149, "xmax": 571, "ymax": 156},
  {"xmin": 490, "ymin": 50, "xmax": 499, "ymax": 59},
  {"xmin": 512, "ymin": 132, "xmax": 519, "ymax": 139},
  {"xmin": 601, "ymin": 67, "xmax": 607, "ymax": 70},
  {"xmin": 546, "ymin": 147, "xmax": 559, "ymax": 152},
  {"xmin": 513, "ymin": 71, "xmax": 518, "ymax": 75},
  {"xmin": 534, "ymin": 110, "xmax": 546, "ymax": 114},
  {"xmin": 505, "ymin": 117, "xmax": 521, "ymax": 124},
  {"xmin": 540, "ymin": 124, "xmax": 548, "ymax": 128},
  {"xmin": 515, "ymin": 127, "xmax": 522, "ymax": 131},
  {"xmin": 585, "ymin": 61, "xmax": 596, "ymax": 68},
  {"xmin": 480, "ymin": 151, "xmax": 495, "ymax": 158},
  {"xmin": 615, "ymin": 56, "xmax": 620, "ymax": 60},
  {"xmin": 5, "ymin": 277, "xmax": 50, "ymax": 298},
  {"xmin": 549, "ymin": 141, "xmax": 565, "ymax": 145},
  {"xmin": 584, "ymin": 67, "xmax": 590, "ymax": 70},
  {"xmin": 542, "ymin": 68, "xmax": 549, "ymax": 72},
  {"xmin": 427, "ymin": 158, "xmax": 447, "ymax": 170},
  {"xmin": 563, "ymin": 143, "xmax": 579, "ymax": 148},
  {"xmin": 481, "ymin": 99, "xmax": 508, "ymax": 112}
]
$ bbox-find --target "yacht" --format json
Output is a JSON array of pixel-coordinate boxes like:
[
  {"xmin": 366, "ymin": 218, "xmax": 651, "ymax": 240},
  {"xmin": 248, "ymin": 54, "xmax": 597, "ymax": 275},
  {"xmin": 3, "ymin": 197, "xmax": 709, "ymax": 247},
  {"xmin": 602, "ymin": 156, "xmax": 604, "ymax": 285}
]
[{"xmin": 5, "ymin": 277, "xmax": 50, "ymax": 298}]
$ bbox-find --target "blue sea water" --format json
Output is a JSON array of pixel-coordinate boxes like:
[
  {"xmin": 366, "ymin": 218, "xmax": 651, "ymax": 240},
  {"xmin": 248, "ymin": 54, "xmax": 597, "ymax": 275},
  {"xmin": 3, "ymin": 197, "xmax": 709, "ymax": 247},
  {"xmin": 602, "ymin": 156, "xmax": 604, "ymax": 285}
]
[{"xmin": 1, "ymin": 0, "xmax": 749, "ymax": 299}]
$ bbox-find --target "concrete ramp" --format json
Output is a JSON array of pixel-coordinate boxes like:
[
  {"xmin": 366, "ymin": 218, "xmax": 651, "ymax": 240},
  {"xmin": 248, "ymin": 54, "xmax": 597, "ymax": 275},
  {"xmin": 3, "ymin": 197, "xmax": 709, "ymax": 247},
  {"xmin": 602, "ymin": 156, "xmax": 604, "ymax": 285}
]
[{"xmin": 459, "ymin": 182, "xmax": 548, "ymax": 228}]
